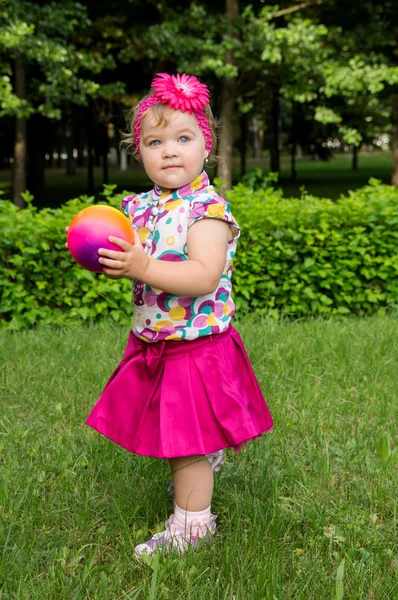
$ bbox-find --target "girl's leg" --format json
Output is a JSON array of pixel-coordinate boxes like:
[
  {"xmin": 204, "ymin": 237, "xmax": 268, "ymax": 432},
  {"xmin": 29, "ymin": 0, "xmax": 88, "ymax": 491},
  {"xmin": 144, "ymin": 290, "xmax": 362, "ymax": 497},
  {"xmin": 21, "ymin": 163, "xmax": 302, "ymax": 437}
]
[
  {"xmin": 166, "ymin": 455, "xmax": 216, "ymax": 544},
  {"xmin": 134, "ymin": 455, "xmax": 217, "ymax": 557},
  {"xmin": 167, "ymin": 449, "xmax": 225, "ymax": 497},
  {"xmin": 169, "ymin": 454, "xmax": 214, "ymax": 511}
]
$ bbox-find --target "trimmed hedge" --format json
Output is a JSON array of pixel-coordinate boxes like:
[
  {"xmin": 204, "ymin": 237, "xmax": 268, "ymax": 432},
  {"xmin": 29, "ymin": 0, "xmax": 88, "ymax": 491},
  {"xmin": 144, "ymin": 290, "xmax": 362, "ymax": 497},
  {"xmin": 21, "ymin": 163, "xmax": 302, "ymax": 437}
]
[
  {"xmin": 1, "ymin": 179, "xmax": 397, "ymax": 329},
  {"xmin": 1, "ymin": 186, "xmax": 134, "ymax": 330},
  {"xmin": 229, "ymin": 178, "xmax": 398, "ymax": 318}
]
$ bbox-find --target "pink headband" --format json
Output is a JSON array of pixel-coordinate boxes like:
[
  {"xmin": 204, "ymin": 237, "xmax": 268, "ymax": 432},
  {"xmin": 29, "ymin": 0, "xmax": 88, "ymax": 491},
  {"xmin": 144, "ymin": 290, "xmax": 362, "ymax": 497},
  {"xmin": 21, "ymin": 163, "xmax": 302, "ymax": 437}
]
[{"xmin": 134, "ymin": 73, "xmax": 212, "ymax": 158}]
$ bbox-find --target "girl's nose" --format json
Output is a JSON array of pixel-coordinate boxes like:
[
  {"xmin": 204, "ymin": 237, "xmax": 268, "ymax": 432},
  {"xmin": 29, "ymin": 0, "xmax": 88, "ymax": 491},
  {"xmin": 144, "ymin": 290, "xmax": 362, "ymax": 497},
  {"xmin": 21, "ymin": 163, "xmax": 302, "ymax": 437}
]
[{"xmin": 162, "ymin": 142, "xmax": 177, "ymax": 158}]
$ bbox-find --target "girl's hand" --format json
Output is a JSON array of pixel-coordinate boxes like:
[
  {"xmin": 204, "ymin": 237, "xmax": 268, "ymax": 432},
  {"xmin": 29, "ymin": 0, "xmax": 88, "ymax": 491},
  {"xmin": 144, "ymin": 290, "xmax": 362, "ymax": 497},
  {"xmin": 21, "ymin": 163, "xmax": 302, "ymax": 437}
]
[
  {"xmin": 65, "ymin": 226, "xmax": 69, "ymax": 248},
  {"xmin": 98, "ymin": 228, "xmax": 149, "ymax": 280}
]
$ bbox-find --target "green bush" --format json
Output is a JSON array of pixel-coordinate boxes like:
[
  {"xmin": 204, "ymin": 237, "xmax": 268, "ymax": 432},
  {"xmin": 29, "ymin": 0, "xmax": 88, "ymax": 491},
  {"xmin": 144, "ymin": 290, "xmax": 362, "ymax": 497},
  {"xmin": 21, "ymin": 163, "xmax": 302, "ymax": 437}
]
[
  {"xmin": 230, "ymin": 178, "xmax": 398, "ymax": 317},
  {"xmin": 1, "ymin": 186, "xmax": 134, "ymax": 329},
  {"xmin": 1, "ymin": 179, "xmax": 397, "ymax": 329}
]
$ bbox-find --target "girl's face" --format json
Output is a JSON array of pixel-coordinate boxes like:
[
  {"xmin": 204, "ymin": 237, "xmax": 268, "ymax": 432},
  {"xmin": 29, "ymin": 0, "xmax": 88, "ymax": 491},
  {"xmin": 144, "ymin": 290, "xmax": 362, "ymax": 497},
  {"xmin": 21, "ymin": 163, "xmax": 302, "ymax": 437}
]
[{"xmin": 140, "ymin": 109, "xmax": 209, "ymax": 190}]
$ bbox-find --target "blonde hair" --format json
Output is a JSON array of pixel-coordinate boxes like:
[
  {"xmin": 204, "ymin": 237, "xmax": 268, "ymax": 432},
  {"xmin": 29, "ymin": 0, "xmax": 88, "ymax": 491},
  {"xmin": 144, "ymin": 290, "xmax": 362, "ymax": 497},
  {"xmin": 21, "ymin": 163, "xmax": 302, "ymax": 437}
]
[{"xmin": 121, "ymin": 90, "xmax": 218, "ymax": 161}]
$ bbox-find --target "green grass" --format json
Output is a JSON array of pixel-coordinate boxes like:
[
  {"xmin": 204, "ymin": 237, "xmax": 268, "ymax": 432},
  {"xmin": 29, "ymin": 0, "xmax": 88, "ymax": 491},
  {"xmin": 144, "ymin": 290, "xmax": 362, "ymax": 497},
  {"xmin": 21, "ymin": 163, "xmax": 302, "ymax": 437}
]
[
  {"xmin": 1, "ymin": 315, "xmax": 397, "ymax": 598},
  {"xmin": 0, "ymin": 151, "xmax": 393, "ymax": 208},
  {"xmin": 277, "ymin": 151, "xmax": 392, "ymax": 199}
]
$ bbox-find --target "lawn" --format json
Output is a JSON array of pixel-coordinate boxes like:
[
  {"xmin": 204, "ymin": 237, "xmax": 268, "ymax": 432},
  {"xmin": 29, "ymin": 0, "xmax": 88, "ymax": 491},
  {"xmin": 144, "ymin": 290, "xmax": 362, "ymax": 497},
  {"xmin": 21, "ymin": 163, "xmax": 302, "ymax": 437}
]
[
  {"xmin": 0, "ymin": 151, "xmax": 393, "ymax": 208},
  {"xmin": 0, "ymin": 315, "xmax": 397, "ymax": 598}
]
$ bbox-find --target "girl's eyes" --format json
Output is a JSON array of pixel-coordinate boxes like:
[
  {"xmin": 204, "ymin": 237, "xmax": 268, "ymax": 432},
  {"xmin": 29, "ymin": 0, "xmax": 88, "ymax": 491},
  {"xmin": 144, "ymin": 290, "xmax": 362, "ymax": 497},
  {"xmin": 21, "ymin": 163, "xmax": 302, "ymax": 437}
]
[{"xmin": 149, "ymin": 136, "xmax": 190, "ymax": 146}]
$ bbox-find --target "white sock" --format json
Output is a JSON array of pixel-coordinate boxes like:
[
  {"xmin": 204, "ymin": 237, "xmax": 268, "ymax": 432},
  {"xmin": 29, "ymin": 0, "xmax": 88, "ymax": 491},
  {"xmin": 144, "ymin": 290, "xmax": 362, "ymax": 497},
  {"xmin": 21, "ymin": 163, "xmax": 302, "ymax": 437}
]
[{"xmin": 173, "ymin": 503, "xmax": 212, "ymax": 538}]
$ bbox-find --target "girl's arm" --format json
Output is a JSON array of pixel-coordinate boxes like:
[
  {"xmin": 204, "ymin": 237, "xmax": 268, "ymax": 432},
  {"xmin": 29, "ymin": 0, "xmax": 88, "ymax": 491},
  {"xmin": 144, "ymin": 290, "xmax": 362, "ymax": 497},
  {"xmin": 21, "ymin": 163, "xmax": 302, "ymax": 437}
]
[{"xmin": 98, "ymin": 218, "xmax": 231, "ymax": 296}]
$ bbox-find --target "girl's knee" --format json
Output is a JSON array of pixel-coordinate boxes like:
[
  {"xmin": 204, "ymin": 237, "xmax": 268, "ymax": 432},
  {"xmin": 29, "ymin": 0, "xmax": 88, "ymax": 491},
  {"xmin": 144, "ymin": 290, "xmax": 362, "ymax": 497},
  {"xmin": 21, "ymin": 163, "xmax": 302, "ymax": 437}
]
[{"xmin": 169, "ymin": 455, "xmax": 206, "ymax": 472}]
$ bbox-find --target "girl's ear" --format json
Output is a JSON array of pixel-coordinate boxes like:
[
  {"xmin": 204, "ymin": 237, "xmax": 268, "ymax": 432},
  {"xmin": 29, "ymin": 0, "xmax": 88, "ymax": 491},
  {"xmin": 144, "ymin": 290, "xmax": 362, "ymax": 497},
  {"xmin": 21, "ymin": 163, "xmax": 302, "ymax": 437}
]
[{"xmin": 204, "ymin": 149, "xmax": 209, "ymax": 159}]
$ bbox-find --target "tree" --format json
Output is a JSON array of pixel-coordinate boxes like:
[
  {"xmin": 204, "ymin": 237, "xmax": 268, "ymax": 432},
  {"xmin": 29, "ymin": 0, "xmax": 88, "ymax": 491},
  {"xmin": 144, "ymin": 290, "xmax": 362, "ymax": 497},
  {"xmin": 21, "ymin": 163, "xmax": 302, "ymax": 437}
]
[
  {"xmin": 217, "ymin": 0, "xmax": 239, "ymax": 192},
  {"xmin": 135, "ymin": 1, "xmax": 279, "ymax": 189},
  {"xmin": 136, "ymin": 1, "xmax": 241, "ymax": 189},
  {"xmin": 313, "ymin": 0, "xmax": 398, "ymax": 184},
  {"xmin": 138, "ymin": 1, "xmax": 338, "ymax": 189},
  {"xmin": 0, "ymin": 0, "xmax": 119, "ymax": 205}
]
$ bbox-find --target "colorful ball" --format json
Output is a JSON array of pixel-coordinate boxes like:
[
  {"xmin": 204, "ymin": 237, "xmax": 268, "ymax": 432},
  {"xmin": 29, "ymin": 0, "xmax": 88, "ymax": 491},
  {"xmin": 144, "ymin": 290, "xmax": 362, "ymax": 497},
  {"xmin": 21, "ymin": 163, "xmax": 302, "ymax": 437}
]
[{"xmin": 67, "ymin": 205, "xmax": 134, "ymax": 272}]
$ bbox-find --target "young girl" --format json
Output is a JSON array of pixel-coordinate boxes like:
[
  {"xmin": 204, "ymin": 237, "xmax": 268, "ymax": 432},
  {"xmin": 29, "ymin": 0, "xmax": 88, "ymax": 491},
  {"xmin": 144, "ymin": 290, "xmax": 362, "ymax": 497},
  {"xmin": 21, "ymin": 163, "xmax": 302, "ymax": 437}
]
[{"xmin": 85, "ymin": 73, "xmax": 273, "ymax": 557}]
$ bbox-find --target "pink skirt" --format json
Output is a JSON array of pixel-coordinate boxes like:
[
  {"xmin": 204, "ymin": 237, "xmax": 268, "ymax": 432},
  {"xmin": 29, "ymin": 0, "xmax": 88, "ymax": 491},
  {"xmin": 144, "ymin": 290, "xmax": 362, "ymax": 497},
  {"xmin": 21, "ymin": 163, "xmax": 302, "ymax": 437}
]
[{"xmin": 86, "ymin": 326, "xmax": 273, "ymax": 458}]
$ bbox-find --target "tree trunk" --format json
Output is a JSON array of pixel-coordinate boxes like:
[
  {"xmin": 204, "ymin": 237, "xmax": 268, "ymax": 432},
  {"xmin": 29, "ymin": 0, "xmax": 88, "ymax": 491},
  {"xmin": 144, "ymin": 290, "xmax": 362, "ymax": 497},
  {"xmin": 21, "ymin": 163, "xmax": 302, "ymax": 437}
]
[
  {"xmin": 252, "ymin": 116, "xmax": 260, "ymax": 158},
  {"xmin": 87, "ymin": 101, "xmax": 94, "ymax": 195},
  {"xmin": 239, "ymin": 112, "xmax": 247, "ymax": 177},
  {"xmin": 12, "ymin": 57, "xmax": 27, "ymax": 208},
  {"xmin": 56, "ymin": 146, "xmax": 63, "ymax": 168},
  {"xmin": 352, "ymin": 145, "xmax": 358, "ymax": 171},
  {"xmin": 76, "ymin": 136, "xmax": 84, "ymax": 167},
  {"xmin": 268, "ymin": 89, "xmax": 280, "ymax": 173},
  {"xmin": 216, "ymin": 0, "xmax": 239, "ymax": 194},
  {"xmin": 101, "ymin": 123, "xmax": 109, "ymax": 185},
  {"xmin": 27, "ymin": 114, "xmax": 46, "ymax": 200},
  {"xmin": 391, "ymin": 99, "xmax": 398, "ymax": 187},
  {"xmin": 94, "ymin": 145, "xmax": 101, "ymax": 167},
  {"xmin": 291, "ymin": 103, "xmax": 297, "ymax": 181},
  {"xmin": 65, "ymin": 119, "xmax": 76, "ymax": 176},
  {"xmin": 291, "ymin": 143, "xmax": 296, "ymax": 181},
  {"xmin": 120, "ymin": 146, "xmax": 128, "ymax": 171},
  {"xmin": 217, "ymin": 79, "xmax": 236, "ymax": 192},
  {"xmin": 103, "ymin": 152, "xmax": 108, "ymax": 185}
]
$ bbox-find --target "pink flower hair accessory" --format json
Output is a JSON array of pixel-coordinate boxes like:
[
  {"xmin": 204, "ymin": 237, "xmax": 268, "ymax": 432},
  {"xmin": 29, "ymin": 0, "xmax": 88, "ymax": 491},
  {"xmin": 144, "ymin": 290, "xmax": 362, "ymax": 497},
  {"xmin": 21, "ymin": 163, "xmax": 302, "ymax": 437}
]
[
  {"xmin": 153, "ymin": 73, "xmax": 210, "ymax": 112},
  {"xmin": 134, "ymin": 73, "xmax": 212, "ymax": 158}
]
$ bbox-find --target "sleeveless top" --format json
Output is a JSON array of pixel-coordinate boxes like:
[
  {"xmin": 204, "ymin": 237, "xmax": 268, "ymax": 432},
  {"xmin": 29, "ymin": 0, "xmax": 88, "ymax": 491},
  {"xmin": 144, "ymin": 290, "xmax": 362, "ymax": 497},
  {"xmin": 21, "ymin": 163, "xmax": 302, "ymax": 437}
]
[{"xmin": 122, "ymin": 171, "xmax": 240, "ymax": 342}]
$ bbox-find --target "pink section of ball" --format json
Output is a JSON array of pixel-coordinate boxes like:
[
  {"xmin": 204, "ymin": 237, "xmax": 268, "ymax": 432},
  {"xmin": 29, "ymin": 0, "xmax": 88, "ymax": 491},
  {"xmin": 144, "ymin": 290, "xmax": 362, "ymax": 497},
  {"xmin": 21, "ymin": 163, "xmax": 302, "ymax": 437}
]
[{"xmin": 68, "ymin": 229, "xmax": 120, "ymax": 272}]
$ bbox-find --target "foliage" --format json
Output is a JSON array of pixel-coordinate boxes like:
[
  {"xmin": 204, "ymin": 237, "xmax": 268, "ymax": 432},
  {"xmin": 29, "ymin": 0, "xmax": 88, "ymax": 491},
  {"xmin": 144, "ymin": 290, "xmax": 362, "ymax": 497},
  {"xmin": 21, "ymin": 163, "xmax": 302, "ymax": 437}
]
[
  {"xmin": 129, "ymin": 3, "xmax": 241, "ymax": 81},
  {"xmin": 260, "ymin": 15, "xmax": 329, "ymax": 104},
  {"xmin": 0, "ymin": 0, "xmax": 121, "ymax": 119},
  {"xmin": 1, "ymin": 180, "xmax": 397, "ymax": 329},
  {"xmin": 137, "ymin": 0, "xmax": 397, "ymax": 167},
  {"xmin": 260, "ymin": 10, "xmax": 398, "ymax": 147},
  {"xmin": 0, "ymin": 186, "xmax": 133, "ymax": 330},
  {"xmin": 2, "ymin": 0, "xmax": 397, "ymax": 190},
  {"xmin": 240, "ymin": 169, "xmax": 280, "ymax": 191},
  {"xmin": 229, "ymin": 178, "xmax": 398, "ymax": 317}
]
